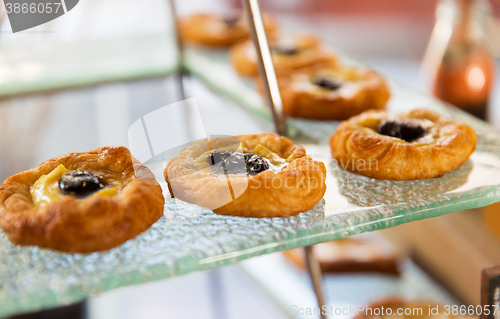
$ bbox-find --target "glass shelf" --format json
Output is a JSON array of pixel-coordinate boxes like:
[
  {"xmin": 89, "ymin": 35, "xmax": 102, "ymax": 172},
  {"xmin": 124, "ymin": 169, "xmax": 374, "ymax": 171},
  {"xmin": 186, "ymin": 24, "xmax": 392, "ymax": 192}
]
[
  {"xmin": 0, "ymin": 34, "xmax": 178, "ymax": 97},
  {"xmin": 240, "ymin": 252, "xmax": 458, "ymax": 317},
  {"xmin": 2, "ymin": 47, "xmax": 500, "ymax": 318}
]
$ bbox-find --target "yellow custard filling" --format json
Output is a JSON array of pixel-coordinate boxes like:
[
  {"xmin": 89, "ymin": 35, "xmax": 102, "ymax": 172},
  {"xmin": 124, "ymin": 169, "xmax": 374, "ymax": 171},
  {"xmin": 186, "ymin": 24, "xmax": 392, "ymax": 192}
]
[
  {"xmin": 246, "ymin": 144, "xmax": 287, "ymax": 168},
  {"xmin": 30, "ymin": 164, "xmax": 117, "ymax": 206},
  {"xmin": 359, "ymin": 117, "xmax": 380, "ymax": 129},
  {"xmin": 320, "ymin": 69, "xmax": 360, "ymax": 83}
]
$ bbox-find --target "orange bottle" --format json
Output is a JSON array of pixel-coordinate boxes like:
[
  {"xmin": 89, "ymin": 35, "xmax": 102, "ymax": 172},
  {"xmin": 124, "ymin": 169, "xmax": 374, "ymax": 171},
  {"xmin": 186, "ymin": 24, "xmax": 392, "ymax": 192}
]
[{"xmin": 425, "ymin": 0, "xmax": 495, "ymax": 120}]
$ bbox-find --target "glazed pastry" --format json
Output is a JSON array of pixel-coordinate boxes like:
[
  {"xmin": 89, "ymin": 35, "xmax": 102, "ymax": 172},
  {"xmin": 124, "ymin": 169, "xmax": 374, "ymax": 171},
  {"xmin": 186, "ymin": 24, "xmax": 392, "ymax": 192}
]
[
  {"xmin": 353, "ymin": 298, "xmax": 475, "ymax": 319},
  {"xmin": 329, "ymin": 109, "xmax": 477, "ymax": 180},
  {"xmin": 164, "ymin": 133, "xmax": 326, "ymax": 217},
  {"xmin": 179, "ymin": 12, "xmax": 278, "ymax": 47},
  {"xmin": 0, "ymin": 146, "xmax": 164, "ymax": 253},
  {"xmin": 230, "ymin": 34, "xmax": 338, "ymax": 77},
  {"xmin": 283, "ymin": 234, "xmax": 401, "ymax": 275},
  {"xmin": 257, "ymin": 66, "xmax": 390, "ymax": 120}
]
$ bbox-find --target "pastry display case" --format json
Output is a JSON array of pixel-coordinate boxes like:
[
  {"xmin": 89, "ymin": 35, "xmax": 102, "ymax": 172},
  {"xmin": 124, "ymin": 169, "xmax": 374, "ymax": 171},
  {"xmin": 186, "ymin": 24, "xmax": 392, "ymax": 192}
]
[{"xmin": 0, "ymin": 0, "xmax": 499, "ymax": 318}]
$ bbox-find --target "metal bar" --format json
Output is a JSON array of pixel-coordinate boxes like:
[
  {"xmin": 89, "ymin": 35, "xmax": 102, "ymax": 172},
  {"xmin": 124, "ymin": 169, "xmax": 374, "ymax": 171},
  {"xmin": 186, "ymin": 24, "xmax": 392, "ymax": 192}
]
[
  {"xmin": 242, "ymin": 0, "xmax": 287, "ymax": 135},
  {"xmin": 304, "ymin": 245, "xmax": 327, "ymax": 319},
  {"xmin": 167, "ymin": 0, "xmax": 201, "ymax": 145},
  {"xmin": 208, "ymin": 268, "xmax": 228, "ymax": 319},
  {"xmin": 167, "ymin": 0, "xmax": 187, "ymax": 101},
  {"xmin": 165, "ymin": 0, "xmax": 186, "ymax": 197}
]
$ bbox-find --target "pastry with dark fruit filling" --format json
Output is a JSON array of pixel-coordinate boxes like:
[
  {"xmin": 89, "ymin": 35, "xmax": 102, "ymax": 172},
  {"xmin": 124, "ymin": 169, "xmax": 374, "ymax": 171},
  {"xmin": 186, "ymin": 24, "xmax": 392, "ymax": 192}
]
[
  {"xmin": 164, "ymin": 133, "xmax": 326, "ymax": 217},
  {"xmin": 329, "ymin": 109, "xmax": 477, "ymax": 180},
  {"xmin": 0, "ymin": 146, "xmax": 164, "ymax": 253},
  {"xmin": 230, "ymin": 34, "xmax": 337, "ymax": 77},
  {"xmin": 257, "ymin": 66, "xmax": 390, "ymax": 120},
  {"xmin": 179, "ymin": 12, "xmax": 278, "ymax": 47}
]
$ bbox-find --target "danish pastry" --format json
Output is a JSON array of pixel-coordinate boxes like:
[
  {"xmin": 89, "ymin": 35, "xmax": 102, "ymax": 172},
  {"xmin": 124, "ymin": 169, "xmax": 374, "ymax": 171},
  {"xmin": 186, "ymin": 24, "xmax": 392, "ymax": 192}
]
[
  {"xmin": 0, "ymin": 146, "xmax": 165, "ymax": 253},
  {"xmin": 283, "ymin": 235, "xmax": 401, "ymax": 275},
  {"xmin": 230, "ymin": 34, "xmax": 337, "ymax": 77},
  {"xmin": 257, "ymin": 66, "xmax": 390, "ymax": 120},
  {"xmin": 329, "ymin": 109, "xmax": 477, "ymax": 180},
  {"xmin": 164, "ymin": 133, "xmax": 326, "ymax": 218},
  {"xmin": 179, "ymin": 12, "xmax": 278, "ymax": 47}
]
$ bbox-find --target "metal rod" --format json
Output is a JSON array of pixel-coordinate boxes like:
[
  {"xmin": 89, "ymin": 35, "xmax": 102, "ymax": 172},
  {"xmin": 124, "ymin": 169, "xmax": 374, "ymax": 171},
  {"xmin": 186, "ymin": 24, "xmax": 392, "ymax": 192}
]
[
  {"xmin": 305, "ymin": 245, "xmax": 327, "ymax": 319},
  {"xmin": 167, "ymin": 0, "xmax": 187, "ymax": 101},
  {"xmin": 242, "ymin": 0, "xmax": 287, "ymax": 135},
  {"xmin": 208, "ymin": 268, "xmax": 228, "ymax": 319},
  {"xmin": 168, "ymin": 0, "xmax": 200, "ymax": 143}
]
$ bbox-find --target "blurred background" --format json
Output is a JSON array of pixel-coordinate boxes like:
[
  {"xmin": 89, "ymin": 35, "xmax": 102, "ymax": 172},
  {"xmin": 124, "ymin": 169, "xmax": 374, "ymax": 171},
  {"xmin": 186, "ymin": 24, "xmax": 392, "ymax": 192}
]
[{"xmin": 1, "ymin": 0, "xmax": 500, "ymax": 318}]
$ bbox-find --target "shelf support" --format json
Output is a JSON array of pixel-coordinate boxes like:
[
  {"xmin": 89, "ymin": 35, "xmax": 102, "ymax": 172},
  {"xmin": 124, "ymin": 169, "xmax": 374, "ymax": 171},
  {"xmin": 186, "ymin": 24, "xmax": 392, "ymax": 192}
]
[
  {"xmin": 167, "ymin": 0, "xmax": 187, "ymax": 102},
  {"xmin": 305, "ymin": 246, "xmax": 327, "ymax": 319},
  {"xmin": 243, "ymin": 0, "xmax": 325, "ymax": 315},
  {"xmin": 242, "ymin": 0, "xmax": 287, "ymax": 135}
]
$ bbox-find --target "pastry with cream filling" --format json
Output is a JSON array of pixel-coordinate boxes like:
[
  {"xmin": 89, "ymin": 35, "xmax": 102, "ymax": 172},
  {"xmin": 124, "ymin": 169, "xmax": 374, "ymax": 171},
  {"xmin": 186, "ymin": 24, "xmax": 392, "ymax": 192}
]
[
  {"xmin": 257, "ymin": 66, "xmax": 390, "ymax": 120},
  {"xmin": 230, "ymin": 34, "xmax": 337, "ymax": 77},
  {"xmin": 329, "ymin": 109, "xmax": 477, "ymax": 180},
  {"xmin": 0, "ymin": 146, "xmax": 164, "ymax": 253},
  {"xmin": 179, "ymin": 12, "xmax": 278, "ymax": 47},
  {"xmin": 164, "ymin": 133, "xmax": 327, "ymax": 217}
]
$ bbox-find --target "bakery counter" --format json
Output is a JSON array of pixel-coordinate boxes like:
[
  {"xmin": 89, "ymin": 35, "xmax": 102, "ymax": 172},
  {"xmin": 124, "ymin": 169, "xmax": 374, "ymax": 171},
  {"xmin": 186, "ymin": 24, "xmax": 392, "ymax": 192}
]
[
  {"xmin": 1, "ymin": 0, "xmax": 499, "ymax": 318},
  {"xmin": 1, "ymin": 64, "xmax": 500, "ymax": 316}
]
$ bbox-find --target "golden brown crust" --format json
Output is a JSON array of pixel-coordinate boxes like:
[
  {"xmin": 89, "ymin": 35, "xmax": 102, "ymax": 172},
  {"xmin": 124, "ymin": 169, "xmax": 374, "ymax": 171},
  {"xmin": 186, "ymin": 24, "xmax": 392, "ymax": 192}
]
[
  {"xmin": 329, "ymin": 109, "xmax": 477, "ymax": 180},
  {"xmin": 164, "ymin": 133, "xmax": 327, "ymax": 218},
  {"xmin": 179, "ymin": 13, "xmax": 278, "ymax": 47},
  {"xmin": 257, "ymin": 66, "xmax": 390, "ymax": 120},
  {"xmin": 230, "ymin": 34, "xmax": 338, "ymax": 77},
  {"xmin": 282, "ymin": 237, "xmax": 401, "ymax": 275},
  {"xmin": 0, "ymin": 146, "xmax": 164, "ymax": 253}
]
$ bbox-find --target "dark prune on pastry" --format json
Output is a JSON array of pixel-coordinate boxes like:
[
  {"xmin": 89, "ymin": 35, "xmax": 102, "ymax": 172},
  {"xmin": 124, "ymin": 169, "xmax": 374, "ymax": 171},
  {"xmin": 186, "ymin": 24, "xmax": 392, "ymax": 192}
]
[
  {"xmin": 208, "ymin": 151, "xmax": 269, "ymax": 176},
  {"xmin": 312, "ymin": 77, "xmax": 342, "ymax": 91},
  {"xmin": 271, "ymin": 45, "xmax": 300, "ymax": 55},
  {"xmin": 244, "ymin": 153, "xmax": 269, "ymax": 176},
  {"xmin": 377, "ymin": 119, "xmax": 426, "ymax": 142},
  {"xmin": 59, "ymin": 170, "xmax": 104, "ymax": 197},
  {"xmin": 208, "ymin": 150, "xmax": 232, "ymax": 165},
  {"xmin": 223, "ymin": 15, "xmax": 240, "ymax": 27},
  {"xmin": 209, "ymin": 151, "xmax": 247, "ymax": 175}
]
